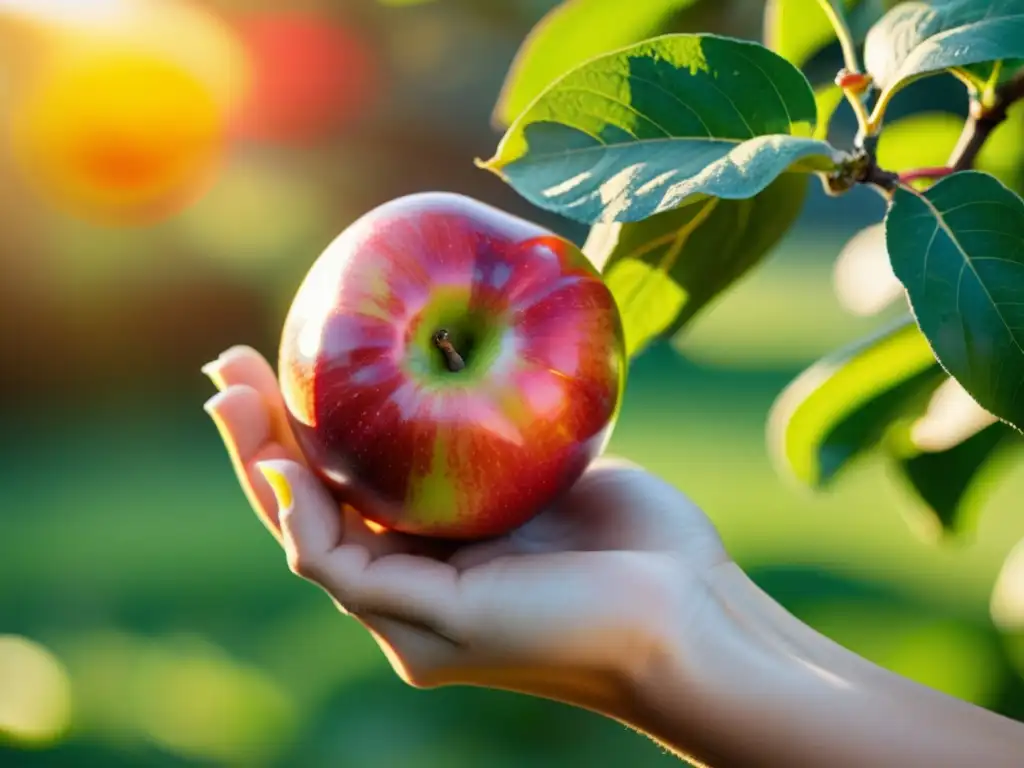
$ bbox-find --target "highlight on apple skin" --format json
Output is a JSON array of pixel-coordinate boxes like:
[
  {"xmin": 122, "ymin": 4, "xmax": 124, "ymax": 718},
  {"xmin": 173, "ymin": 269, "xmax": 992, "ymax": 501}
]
[{"xmin": 278, "ymin": 192, "xmax": 627, "ymax": 540}]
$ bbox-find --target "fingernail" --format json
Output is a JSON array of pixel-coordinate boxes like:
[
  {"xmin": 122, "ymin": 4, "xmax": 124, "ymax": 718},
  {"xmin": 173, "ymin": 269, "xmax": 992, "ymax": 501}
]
[
  {"xmin": 257, "ymin": 462, "xmax": 294, "ymax": 511},
  {"xmin": 201, "ymin": 357, "xmax": 226, "ymax": 391},
  {"xmin": 202, "ymin": 392, "xmax": 230, "ymax": 439}
]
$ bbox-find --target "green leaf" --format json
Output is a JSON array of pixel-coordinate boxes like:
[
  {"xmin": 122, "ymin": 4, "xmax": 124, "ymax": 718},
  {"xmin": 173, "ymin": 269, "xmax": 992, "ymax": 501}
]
[
  {"xmin": 865, "ymin": 0, "xmax": 1024, "ymax": 98},
  {"xmin": 493, "ymin": 0, "xmax": 704, "ymax": 128},
  {"xmin": 768, "ymin": 316, "xmax": 944, "ymax": 488},
  {"xmin": 478, "ymin": 34, "xmax": 841, "ymax": 225},
  {"xmin": 887, "ymin": 379, "xmax": 1014, "ymax": 536},
  {"xmin": 588, "ymin": 172, "xmax": 808, "ymax": 356},
  {"xmin": 897, "ymin": 425, "xmax": 1009, "ymax": 534},
  {"xmin": 885, "ymin": 170, "xmax": 1024, "ymax": 433},
  {"xmin": 764, "ymin": 0, "xmax": 890, "ymax": 70}
]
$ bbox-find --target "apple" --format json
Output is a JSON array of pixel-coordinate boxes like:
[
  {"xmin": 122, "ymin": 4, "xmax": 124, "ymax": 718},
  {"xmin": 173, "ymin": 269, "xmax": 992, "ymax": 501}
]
[{"xmin": 278, "ymin": 192, "xmax": 626, "ymax": 540}]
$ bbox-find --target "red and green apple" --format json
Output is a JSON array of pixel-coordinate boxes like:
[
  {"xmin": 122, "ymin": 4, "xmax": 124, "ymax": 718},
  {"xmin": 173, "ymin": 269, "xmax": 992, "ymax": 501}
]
[{"xmin": 278, "ymin": 192, "xmax": 626, "ymax": 539}]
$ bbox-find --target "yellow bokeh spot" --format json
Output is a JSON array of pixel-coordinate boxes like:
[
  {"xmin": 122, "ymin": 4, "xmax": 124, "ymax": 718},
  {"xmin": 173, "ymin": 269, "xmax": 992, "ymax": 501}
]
[
  {"xmin": 131, "ymin": 636, "xmax": 297, "ymax": 764},
  {"xmin": 64, "ymin": 630, "xmax": 298, "ymax": 762},
  {"xmin": 10, "ymin": 47, "xmax": 225, "ymax": 225},
  {"xmin": 0, "ymin": 634, "xmax": 72, "ymax": 746},
  {"xmin": 176, "ymin": 159, "xmax": 331, "ymax": 269}
]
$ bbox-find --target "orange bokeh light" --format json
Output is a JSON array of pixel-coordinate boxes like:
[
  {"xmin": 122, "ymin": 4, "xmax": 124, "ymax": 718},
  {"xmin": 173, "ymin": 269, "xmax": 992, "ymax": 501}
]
[
  {"xmin": 11, "ymin": 50, "xmax": 224, "ymax": 225},
  {"xmin": 4, "ymin": 0, "xmax": 250, "ymax": 226}
]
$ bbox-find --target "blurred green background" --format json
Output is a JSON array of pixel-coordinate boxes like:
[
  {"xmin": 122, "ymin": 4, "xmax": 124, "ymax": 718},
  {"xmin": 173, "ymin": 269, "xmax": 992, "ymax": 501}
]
[{"xmin": 3, "ymin": 1, "xmax": 1024, "ymax": 766}]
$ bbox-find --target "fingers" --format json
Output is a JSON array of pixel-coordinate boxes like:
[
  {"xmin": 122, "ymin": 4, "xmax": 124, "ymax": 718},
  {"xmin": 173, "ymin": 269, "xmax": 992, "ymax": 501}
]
[
  {"xmin": 258, "ymin": 459, "xmax": 465, "ymax": 641},
  {"xmin": 340, "ymin": 551, "xmax": 463, "ymax": 639},
  {"xmin": 202, "ymin": 345, "xmax": 310, "ymax": 541},
  {"xmin": 257, "ymin": 459, "xmax": 343, "ymax": 570},
  {"xmin": 204, "ymin": 385, "xmax": 294, "ymax": 540},
  {"xmin": 202, "ymin": 345, "xmax": 278, "ymax": 402},
  {"xmin": 204, "ymin": 384, "xmax": 271, "ymax": 463},
  {"xmin": 201, "ymin": 345, "xmax": 302, "ymax": 458}
]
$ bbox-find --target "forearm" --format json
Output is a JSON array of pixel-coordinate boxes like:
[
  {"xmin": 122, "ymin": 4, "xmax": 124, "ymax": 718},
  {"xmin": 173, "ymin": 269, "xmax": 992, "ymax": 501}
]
[{"xmin": 624, "ymin": 562, "xmax": 1024, "ymax": 767}]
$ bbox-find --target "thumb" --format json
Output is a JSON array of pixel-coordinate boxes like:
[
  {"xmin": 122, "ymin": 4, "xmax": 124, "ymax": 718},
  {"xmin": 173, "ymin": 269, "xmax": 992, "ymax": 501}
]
[
  {"xmin": 255, "ymin": 459, "xmax": 343, "ymax": 579},
  {"xmin": 255, "ymin": 459, "xmax": 465, "ymax": 640}
]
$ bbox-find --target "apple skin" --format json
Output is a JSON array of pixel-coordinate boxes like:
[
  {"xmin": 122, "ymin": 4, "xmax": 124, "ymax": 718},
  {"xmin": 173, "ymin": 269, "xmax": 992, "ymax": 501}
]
[{"xmin": 278, "ymin": 192, "xmax": 626, "ymax": 539}]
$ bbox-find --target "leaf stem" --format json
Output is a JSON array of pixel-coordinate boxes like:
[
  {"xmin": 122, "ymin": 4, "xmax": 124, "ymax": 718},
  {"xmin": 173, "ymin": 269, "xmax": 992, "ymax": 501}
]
[
  {"xmin": 949, "ymin": 66, "xmax": 986, "ymax": 94},
  {"xmin": 847, "ymin": 91, "xmax": 873, "ymax": 145},
  {"xmin": 864, "ymin": 85, "xmax": 895, "ymax": 137},
  {"xmin": 980, "ymin": 60, "xmax": 1003, "ymax": 109},
  {"xmin": 815, "ymin": 0, "xmax": 861, "ymax": 76}
]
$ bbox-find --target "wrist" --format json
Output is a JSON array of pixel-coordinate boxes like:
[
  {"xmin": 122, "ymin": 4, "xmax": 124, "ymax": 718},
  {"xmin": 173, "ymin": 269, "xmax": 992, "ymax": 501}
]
[
  {"xmin": 622, "ymin": 560, "xmax": 841, "ymax": 764},
  {"xmin": 621, "ymin": 560, "xmax": 1024, "ymax": 768}
]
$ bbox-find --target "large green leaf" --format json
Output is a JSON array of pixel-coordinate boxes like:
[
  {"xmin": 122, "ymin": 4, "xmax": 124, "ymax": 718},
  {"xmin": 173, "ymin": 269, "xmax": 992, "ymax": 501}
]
[
  {"xmin": 764, "ymin": 0, "xmax": 891, "ymax": 70},
  {"xmin": 479, "ymin": 34, "xmax": 841, "ymax": 225},
  {"xmin": 864, "ymin": 0, "xmax": 1024, "ymax": 98},
  {"xmin": 587, "ymin": 172, "xmax": 808, "ymax": 356},
  {"xmin": 768, "ymin": 316, "xmax": 944, "ymax": 487},
  {"xmin": 885, "ymin": 170, "xmax": 1024, "ymax": 433},
  {"xmin": 887, "ymin": 378, "xmax": 1014, "ymax": 537},
  {"xmin": 493, "ymin": 0, "xmax": 704, "ymax": 128},
  {"xmin": 896, "ymin": 425, "xmax": 1010, "ymax": 534}
]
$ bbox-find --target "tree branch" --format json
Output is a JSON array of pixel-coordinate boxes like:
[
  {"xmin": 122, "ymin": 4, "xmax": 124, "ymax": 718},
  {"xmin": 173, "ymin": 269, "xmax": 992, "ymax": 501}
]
[
  {"xmin": 948, "ymin": 73, "xmax": 1024, "ymax": 171},
  {"xmin": 843, "ymin": 70, "xmax": 1024, "ymax": 197},
  {"xmin": 859, "ymin": 158, "xmax": 899, "ymax": 192}
]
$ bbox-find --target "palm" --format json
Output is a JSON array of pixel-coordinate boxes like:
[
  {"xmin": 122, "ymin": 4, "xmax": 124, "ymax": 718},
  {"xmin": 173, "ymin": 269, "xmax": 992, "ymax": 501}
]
[{"xmin": 205, "ymin": 345, "xmax": 725, "ymax": 688}]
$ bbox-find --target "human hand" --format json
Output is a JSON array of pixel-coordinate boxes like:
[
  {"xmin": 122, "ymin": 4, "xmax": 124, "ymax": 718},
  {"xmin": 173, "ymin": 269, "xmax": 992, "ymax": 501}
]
[{"xmin": 201, "ymin": 344, "xmax": 732, "ymax": 718}]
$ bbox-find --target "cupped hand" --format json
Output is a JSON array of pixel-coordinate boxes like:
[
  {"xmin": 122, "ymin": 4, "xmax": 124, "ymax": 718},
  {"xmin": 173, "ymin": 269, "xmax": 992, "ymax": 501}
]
[{"xmin": 202, "ymin": 345, "xmax": 731, "ymax": 713}]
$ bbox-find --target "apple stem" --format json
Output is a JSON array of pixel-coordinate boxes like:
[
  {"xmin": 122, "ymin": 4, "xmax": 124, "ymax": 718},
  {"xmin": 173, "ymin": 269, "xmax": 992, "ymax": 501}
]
[{"xmin": 433, "ymin": 329, "xmax": 466, "ymax": 372}]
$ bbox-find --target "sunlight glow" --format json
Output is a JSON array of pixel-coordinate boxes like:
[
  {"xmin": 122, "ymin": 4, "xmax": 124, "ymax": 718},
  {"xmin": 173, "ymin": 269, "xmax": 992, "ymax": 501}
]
[
  {"xmin": 0, "ymin": 0, "xmax": 130, "ymax": 27},
  {"xmin": 911, "ymin": 378, "xmax": 998, "ymax": 452}
]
